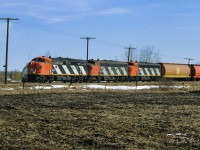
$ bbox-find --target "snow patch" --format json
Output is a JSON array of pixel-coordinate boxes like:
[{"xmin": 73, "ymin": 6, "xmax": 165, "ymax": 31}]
[
  {"xmin": 0, "ymin": 87, "xmax": 14, "ymax": 91},
  {"xmin": 82, "ymin": 84, "xmax": 189, "ymax": 90},
  {"xmin": 0, "ymin": 84, "xmax": 189, "ymax": 91},
  {"xmin": 29, "ymin": 85, "xmax": 73, "ymax": 90}
]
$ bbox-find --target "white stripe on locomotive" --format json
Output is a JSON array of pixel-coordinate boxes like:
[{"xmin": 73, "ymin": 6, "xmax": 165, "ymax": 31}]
[
  {"xmin": 108, "ymin": 67, "xmax": 115, "ymax": 75},
  {"xmin": 62, "ymin": 65, "xmax": 71, "ymax": 74},
  {"xmin": 139, "ymin": 68, "xmax": 145, "ymax": 75},
  {"xmin": 71, "ymin": 65, "xmax": 79, "ymax": 75},
  {"xmin": 144, "ymin": 68, "xmax": 150, "ymax": 75},
  {"xmin": 79, "ymin": 66, "xmax": 87, "ymax": 75},
  {"xmin": 114, "ymin": 67, "xmax": 121, "ymax": 75},
  {"xmin": 121, "ymin": 67, "xmax": 127, "ymax": 75},
  {"xmin": 53, "ymin": 65, "xmax": 62, "ymax": 74},
  {"xmin": 101, "ymin": 67, "xmax": 108, "ymax": 75},
  {"xmin": 155, "ymin": 68, "xmax": 160, "ymax": 76},
  {"xmin": 150, "ymin": 68, "xmax": 156, "ymax": 75}
]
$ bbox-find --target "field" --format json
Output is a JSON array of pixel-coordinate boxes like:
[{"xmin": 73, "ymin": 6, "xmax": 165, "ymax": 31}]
[{"xmin": 0, "ymin": 82, "xmax": 200, "ymax": 149}]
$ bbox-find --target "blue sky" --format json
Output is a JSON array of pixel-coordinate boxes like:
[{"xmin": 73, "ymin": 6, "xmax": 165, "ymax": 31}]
[{"xmin": 1, "ymin": 0, "xmax": 200, "ymax": 71}]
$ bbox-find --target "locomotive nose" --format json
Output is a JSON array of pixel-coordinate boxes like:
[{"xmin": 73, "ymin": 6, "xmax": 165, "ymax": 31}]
[{"xmin": 36, "ymin": 65, "xmax": 42, "ymax": 69}]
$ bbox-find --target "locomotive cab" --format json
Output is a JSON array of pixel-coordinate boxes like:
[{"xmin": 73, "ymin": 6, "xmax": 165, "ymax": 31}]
[
  {"xmin": 128, "ymin": 61, "xmax": 140, "ymax": 81},
  {"xmin": 88, "ymin": 60, "xmax": 101, "ymax": 76},
  {"xmin": 27, "ymin": 56, "xmax": 53, "ymax": 82},
  {"xmin": 128, "ymin": 61, "xmax": 139, "ymax": 76}
]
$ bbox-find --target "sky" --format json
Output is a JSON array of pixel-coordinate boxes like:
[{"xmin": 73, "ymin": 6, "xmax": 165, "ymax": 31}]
[{"xmin": 1, "ymin": 0, "xmax": 200, "ymax": 71}]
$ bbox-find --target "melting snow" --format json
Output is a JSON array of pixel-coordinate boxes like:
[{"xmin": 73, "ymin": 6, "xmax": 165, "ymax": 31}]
[
  {"xmin": 82, "ymin": 84, "xmax": 189, "ymax": 90},
  {"xmin": 0, "ymin": 84, "xmax": 189, "ymax": 91},
  {"xmin": 82, "ymin": 85, "xmax": 158, "ymax": 90},
  {"xmin": 30, "ymin": 85, "xmax": 72, "ymax": 90},
  {"xmin": 0, "ymin": 87, "xmax": 14, "ymax": 91}
]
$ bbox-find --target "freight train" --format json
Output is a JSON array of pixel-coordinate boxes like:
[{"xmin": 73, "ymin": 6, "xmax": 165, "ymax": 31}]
[{"xmin": 21, "ymin": 56, "xmax": 200, "ymax": 83}]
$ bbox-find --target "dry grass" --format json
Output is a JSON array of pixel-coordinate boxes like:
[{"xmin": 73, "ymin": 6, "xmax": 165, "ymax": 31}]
[{"xmin": 0, "ymin": 82, "xmax": 200, "ymax": 149}]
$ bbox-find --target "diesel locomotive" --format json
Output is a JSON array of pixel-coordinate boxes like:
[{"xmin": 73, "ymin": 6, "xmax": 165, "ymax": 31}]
[{"xmin": 22, "ymin": 56, "xmax": 200, "ymax": 83}]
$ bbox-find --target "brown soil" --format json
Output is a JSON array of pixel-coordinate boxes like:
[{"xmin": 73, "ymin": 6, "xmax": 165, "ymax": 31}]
[{"xmin": 0, "ymin": 83, "xmax": 200, "ymax": 149}]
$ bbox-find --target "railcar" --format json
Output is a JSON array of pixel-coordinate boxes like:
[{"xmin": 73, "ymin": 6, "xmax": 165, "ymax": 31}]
[
  {"xmin": 160, "ymin": 63, "xmax": 190, "ymax": 80},
  {"xmin": 128, "ymin": 61, "xmax": 161, "ymax": 81},
  {"xmin": 88, "ymin": 59, "xmax": 128, "ymax": 82},
  {"xmin": 190, "ymin": 64, "xmax": 200, "ymax": 80}
]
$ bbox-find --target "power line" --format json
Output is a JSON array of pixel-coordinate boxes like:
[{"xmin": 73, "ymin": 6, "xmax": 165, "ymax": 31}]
[
  {"xmin": 14, "ymin": 22, "xmax": 125, "ymax": 49},
  {"xmin": 0, "ymin": 17, "xmax": 19, "ymax": 85},
  {"xmin": 13, "ymin": 22, "xmax": 80, "ymax": 38},
  {"xmin": 160, "ymin": 54, "xmax": 185, "ymax": 60},
  {"xmin": 10, "ymin": 22, "xmax": 197, "ymax": 63},
  {"xmin": 95, "ymin": 39, "xmax": 124, "ymax": 48},
  {"xmin": 184, "ymin": 58, "xmax": 194, "ymax": 64}
]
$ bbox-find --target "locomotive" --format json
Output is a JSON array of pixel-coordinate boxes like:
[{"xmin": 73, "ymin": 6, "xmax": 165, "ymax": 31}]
[
  {"xmin": 22, "ymin": 56, "xmax": 87, "ymax": 83},
  {"xmin": 22, "ymin": 56, "xmax": 200, "ymax": 83}
]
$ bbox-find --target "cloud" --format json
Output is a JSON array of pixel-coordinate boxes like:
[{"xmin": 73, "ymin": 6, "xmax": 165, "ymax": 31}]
[{"xmin": 0, "ymin": 0, "xmax": 133, "ymax": 23}]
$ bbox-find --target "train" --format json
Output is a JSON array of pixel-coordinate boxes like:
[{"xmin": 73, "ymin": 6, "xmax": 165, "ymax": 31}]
[{"xmin": 21, "ymin": 56, "xmax": 200, "ymax": 83}]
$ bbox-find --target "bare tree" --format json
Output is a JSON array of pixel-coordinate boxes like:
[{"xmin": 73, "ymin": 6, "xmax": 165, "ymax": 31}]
[
  {"xmin": 124, "ymin": 45, "xmax": 161, "ymax": 63},
  {"xmin": 138, "ymin": 46, "xmax": 160, "ymax": 63}
]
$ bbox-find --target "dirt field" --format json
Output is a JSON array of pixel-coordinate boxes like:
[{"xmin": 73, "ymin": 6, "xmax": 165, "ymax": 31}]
[{"xmin": 0, "ymin": 83, "xmax": 200, "ymax": 149}]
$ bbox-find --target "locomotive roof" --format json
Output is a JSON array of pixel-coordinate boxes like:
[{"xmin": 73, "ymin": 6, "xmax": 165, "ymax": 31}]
[
  {"xmin": 88, "ymin": 59, "xmax": 127, "ymax": 65},
  {"xmin": 52, "ymin": 57, "xmax": 86, "ymax": 63},
  {"xmin": 138, "ymin": 62, "xmax": 161, "ymax": 66}
]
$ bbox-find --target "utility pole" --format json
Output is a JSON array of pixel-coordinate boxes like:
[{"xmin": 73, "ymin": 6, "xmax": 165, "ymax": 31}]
[
  {"xmin": 0, "ymin": 17, "xmax": 19, "ymax": 85},
  {"xmin": 184, "ymin": 58, "xmax": 194, "ymax": 80},
  {"xmin": 124, "ymin": 46, "xmax": 135, "ymax": 62},
  {"xmin": 184, "ymin": 58, "xmax": 194, "ymax": 64},
  {"xmin": 80, "ymin": 37, "xmax": 95, "ymax": 79},
  {"xmin": 80, "ymin": 37, "xmax": 95, "ymax": 63}
]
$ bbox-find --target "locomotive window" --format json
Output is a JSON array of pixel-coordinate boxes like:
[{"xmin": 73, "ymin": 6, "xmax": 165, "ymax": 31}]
[
  {"xmin": 88, "ymin": 61, "xmax": 95, "ymax": 64},
  {"xmin": 128, "ymin": 63, "xmax": 134, "ymax": 66},
  {"xmin": 32, "ymin": 58, "xmax": 45, "ymax": 62},
  {"xmin": 32, "ymin": 58, "xmax": 37, "ymax": 61},
  {"xmin": 38, "ymin": 58, "xmax": 45, "ymax": 62}
]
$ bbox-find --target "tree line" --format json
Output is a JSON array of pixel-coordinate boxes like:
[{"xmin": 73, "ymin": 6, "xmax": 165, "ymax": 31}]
[{"xmin": 0, "ymin": 70, "xmax": 21, "ymax": 83}]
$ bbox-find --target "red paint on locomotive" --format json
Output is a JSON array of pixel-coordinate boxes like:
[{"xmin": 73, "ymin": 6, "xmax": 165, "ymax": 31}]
[
  {"xmin": 128, "ymin": 61, "xmax": 139, "ymax": 76},
  {"xmin": 88, "ymin": 61, "xmax": 101, "ymax": 76},
  {"xmin": 27, "ymin": 56, "xmax": 52, "ymax": 75}
]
